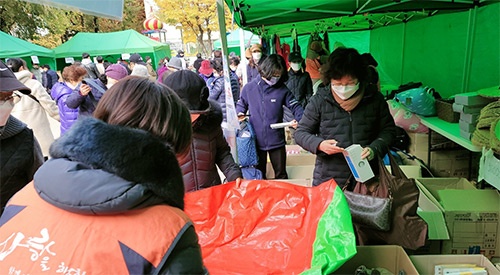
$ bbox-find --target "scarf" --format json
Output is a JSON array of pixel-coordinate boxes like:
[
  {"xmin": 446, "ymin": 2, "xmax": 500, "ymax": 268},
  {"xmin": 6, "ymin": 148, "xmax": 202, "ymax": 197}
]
[{"xmin": 332, "ymin": 88, "xmax": 365, "ymax": 112}]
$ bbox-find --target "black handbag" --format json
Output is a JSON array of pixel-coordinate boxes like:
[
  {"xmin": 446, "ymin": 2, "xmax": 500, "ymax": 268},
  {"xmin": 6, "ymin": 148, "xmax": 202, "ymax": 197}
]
[
  {"xmin": 343, "ymin": 190, "xmax": 392, "ymax": 231},
  {"xmin": 343, "ymin": 158, "xmax": 393, "ymax": 231}
]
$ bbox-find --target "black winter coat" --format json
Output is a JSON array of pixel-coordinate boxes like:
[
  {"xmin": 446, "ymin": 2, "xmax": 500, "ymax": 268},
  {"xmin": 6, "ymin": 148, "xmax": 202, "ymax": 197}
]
[
  {"xmin": 285, "ymin": 69, "xmax": 313, "ymax": 108},
  {"xmin": 178, "ymin": 101, "xmax": 242, "ymax": 192},
  {"xmin": 295, "ymin": 84, "xmax": 397, "ymax": 187},
  {"xmin": 0, "ymin": 116, "xmax": 43, "ymax": 213}
]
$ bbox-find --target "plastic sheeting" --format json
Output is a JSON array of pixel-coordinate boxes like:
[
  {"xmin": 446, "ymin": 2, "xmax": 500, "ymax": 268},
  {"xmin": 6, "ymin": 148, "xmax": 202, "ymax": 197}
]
[{"xmin": 184, "ymin": 179, "xmax": 356, "ymax": 275}]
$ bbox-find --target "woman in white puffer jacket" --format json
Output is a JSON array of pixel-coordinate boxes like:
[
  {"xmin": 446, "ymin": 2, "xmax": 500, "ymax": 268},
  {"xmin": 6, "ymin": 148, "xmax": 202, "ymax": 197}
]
[{"xmin": 7, "ymin": 58, "xmax": 60, "ymax": 158}]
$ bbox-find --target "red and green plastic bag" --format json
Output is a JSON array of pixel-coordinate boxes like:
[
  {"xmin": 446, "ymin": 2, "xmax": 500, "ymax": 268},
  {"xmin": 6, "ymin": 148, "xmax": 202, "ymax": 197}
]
[{"xmin": 184, "ymin": 179, "xmax": 356, "ymax": 274}]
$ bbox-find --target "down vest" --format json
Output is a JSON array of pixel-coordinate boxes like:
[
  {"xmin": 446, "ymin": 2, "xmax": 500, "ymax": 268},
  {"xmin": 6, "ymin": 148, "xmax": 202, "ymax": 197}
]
[
  {"xmin": 178, "ymin": 101, "xmax": 242, "ymax": 192},
  {"xmin": 295, "ymin": 84, "xmax": 397, "ymax": 187},
  {"xmin": 50, "ymin": 82, "xmax": 79, "ymax": 135}
]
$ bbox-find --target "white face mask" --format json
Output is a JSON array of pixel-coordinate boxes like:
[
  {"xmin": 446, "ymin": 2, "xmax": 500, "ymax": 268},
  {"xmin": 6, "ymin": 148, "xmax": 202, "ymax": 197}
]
[
  {"xmin": 331, "ymin": 83, "xmax": 360, "ymax": 100},
  {"xmin": 252, "ymin": 52, "xmax": 262, "ymax": 61},
  {"xmin": 0, "ymin": 100, "xmax": 15, "ymax": 126},
  {"xmin": 290, "ymin": 62, "xmax": 301, "ymax": 71}
]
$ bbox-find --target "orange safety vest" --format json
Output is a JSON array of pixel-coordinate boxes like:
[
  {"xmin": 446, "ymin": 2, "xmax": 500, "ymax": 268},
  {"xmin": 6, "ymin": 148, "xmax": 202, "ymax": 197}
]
[{"xmin": 0, "ymin": 182, "xmax": 190, "ymax": 274}]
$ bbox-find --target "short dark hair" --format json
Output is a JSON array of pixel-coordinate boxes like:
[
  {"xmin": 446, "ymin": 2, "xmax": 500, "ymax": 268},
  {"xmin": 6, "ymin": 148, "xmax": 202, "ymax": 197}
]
[
  {"xmin": 211, "ymin": 59, "xmax": 223, "ymax": 73},
  {"xmin": 82, "ymin": 52, "xmax": 90, "ymax": 59},
  {"xmin": 96, "ymin": 56, "xmax": 103, "ymax": 62},
  {"xmin": 230, "ymin": 56, "xmax": 240, "ymax": 66},
  {"xmin": 361, "ymin": 53, "xmax": 378, "ymax": 67},
  {"xmin": 258, "ymin": 54, "xmax": 288, "ymax": 83},
  {"xmin": 321, "ymin": 47, "xmax": 367, "ymax": 85},
  {"xmin": 6, "ymin": 58, "xmax": 24, "ymax": 72},
  {"xmin": 42, "ymin": 64, "xmax": 51, "ymax": 69},
  {"xmin": 94, "ymin": 76, "xmax": 192, "ymax": 155},
  {"xmin": 213, "ymin": 50, "xmax": 222, "ymax": 58}
]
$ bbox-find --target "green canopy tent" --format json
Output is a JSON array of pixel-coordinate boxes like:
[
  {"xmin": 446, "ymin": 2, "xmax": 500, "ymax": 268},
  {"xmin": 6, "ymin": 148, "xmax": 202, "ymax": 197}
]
[
  {"xmin": 0, "ymin": 30, "xmax": 56, "ymax": 68},
  {"xmin": 213, "ymin": 28, "xmax": 260, "ymax": 56},
  {"xmin": 222, "ymin": 0, "xmax": 499, "ymax": 98},
  {"xmin": 53, "ymin": 29, "xmax": 170, "ymax": 70}
]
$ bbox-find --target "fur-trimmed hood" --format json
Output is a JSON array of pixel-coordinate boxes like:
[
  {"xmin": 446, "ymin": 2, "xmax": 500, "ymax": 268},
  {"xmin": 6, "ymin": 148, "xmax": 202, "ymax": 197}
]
[{"xmin": 34, "ymin": 117, "xmax": 185, "ymax": 214}]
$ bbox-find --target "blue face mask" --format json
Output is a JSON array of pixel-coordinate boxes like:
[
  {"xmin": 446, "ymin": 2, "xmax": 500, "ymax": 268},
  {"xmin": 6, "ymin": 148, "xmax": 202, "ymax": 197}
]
[{"xmin": 264, "ymin": 76, "xmax": 280, "ymax": 86}]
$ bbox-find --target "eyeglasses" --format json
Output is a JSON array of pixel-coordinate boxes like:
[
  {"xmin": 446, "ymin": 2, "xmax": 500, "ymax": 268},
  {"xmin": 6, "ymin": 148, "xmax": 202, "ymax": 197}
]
[{"xmin": 0, "ymin": 93, "xmax": 22, "ymax": 105}]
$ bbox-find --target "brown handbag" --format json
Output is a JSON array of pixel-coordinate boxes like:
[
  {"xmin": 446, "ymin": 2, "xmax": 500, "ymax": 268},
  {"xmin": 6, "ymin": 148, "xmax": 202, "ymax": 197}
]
[{"xmin": 354, "ymin": 153, "xmax": 428, "ymax": 250}]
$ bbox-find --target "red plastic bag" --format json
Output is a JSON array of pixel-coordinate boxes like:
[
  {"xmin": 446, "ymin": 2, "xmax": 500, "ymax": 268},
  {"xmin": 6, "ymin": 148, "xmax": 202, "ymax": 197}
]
[{"xmin": 184, "ymin": 179, "xmax": 356, "ymax": 275}]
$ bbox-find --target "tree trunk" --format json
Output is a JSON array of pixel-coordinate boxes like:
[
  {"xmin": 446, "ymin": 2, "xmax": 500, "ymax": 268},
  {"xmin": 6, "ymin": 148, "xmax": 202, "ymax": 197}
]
[{"xmin": 93, "ymin": 16, "xmax": 99, "ymax": 33}]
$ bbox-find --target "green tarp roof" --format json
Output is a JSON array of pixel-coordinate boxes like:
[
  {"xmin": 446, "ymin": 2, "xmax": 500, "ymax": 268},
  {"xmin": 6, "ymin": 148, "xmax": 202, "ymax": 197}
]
[
  {"xmin": 0, "ymin": 30, "xmax": 55, "ymax": 58},
  {"xmin": 225, "ymin": 0, "xmax": 495, "ymax": 36},
  {"xmin": 214, "ymin": 28, "xmax": 260, "ymax": 49},
  {"xmin": 53, "ymin": 29, "xmax": 169, "ymax": 58}
]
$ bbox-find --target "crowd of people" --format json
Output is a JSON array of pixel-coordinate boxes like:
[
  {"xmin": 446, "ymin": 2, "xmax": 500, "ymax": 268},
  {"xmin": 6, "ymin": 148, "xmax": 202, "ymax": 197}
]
[{"xmin": 0, "ymin": 41, "xmax": 395, "ymax": 271}]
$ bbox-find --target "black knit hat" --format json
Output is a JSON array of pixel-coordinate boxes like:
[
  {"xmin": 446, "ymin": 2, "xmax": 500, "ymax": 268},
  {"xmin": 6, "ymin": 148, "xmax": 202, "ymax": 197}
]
[
  {"xmin": 162, "ymin": 70, "xmax": 209, "ymax": 111},
  {"xmin": 288, "ymin": 52, "xmax": 303, "ymax": 63}
]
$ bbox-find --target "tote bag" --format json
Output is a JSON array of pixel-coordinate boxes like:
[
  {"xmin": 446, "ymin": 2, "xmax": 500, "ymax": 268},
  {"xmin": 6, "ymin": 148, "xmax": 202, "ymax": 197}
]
[
  {"xmin": 236, "ymin": 119, "xmax": 258, "ymax": 167},
  {"xmin": 355, "ymin": 153, "xmax": 428, "ymax": 250}
]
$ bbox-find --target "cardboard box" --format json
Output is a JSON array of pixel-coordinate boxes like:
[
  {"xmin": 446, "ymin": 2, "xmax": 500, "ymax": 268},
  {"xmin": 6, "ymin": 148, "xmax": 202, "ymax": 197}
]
[
  {"xmin": 408, "ymin": 132, "xmax": 455, "ymax": 162},
  {"xmin": 334, "ymin": 245, "xmax": 418, "ymax": 274},
  {"xmin": 410, "ymin": 254, "xmax": 499, "ymax": 274},
  {"xmin": 430, "ymin": 149, "xmax": 480, "ymax": 178},
  {"xmin": 479, "ymin": 148, "xmax": 500, "ymax": 191},
  {"xmin": 267, "ymin": 164, "xmax": 421, "ymax": 181},
  {"xmin": 387, "ymin": 164, "xmax": 422, "ymax": 178},
  {"xmin": 266, "ymin": 164, "xmax": 314, "ymax": 180},
  {"xmin": 416, "ymin": 178, "xmax": 500, "ymax": 258},
  {"xmin": 271, "ymin": 178, "xmax": 312, "ymax": 187},
  {"xmin": 286, "ymin": 154, "xmax": 316, "ymax": 166}
]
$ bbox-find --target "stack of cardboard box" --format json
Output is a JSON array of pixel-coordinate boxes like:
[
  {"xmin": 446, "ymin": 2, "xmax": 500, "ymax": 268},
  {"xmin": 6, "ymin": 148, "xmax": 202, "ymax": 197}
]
[{"xmin": 453, "ymin": 92, "xmax": 495, "ymax": 140}]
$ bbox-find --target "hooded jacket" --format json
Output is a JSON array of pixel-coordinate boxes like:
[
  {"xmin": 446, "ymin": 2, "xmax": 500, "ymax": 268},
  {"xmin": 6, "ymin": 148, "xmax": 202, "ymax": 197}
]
[
  {"xmin": 65, "ymin": 78, "xmax": 106, "ymax": 117},
  {"xmin": 0, "ymin": 117, "xmax": 205, "ymax": 274},
  {"xmin": 179, "ymin": 101, "xmax": 242, "ymax": 192},
  {"xmin": 50, "ymin": 82, "xmax": 79, "ymax": 135},
  {"xmin": 285, "ymin": 69, "xmax": 313, "ymax": 108},
  {"xmin": 0, "ymin": 116, "xmax": 43, "ymax": 213},
  {"xmin": 294, "ymin": 84, "xmax": 397, "ymax": 187},
  {"xmin": 12, "ymin": 70, "xmax": 60, "ymax": 156}
]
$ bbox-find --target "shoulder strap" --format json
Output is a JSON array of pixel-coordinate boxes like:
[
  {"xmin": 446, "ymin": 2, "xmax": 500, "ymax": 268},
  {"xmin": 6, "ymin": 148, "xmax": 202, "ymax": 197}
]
[{"xmin": 16, "ymin": 91, "xmax": 40, "ymax": 104}]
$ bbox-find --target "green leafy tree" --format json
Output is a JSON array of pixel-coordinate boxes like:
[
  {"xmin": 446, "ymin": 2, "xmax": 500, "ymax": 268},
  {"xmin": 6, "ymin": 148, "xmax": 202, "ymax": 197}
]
[
  {"xmin": 156, "ymin": 0, "xmax": 233, "ymax": 56},
  {"xmin": 0, "ymin": 0, "xmax": 146, "ymax": 48},
  {"xmin": 0, "ymin": 0, "xmax": 52, "ymax": 39}
]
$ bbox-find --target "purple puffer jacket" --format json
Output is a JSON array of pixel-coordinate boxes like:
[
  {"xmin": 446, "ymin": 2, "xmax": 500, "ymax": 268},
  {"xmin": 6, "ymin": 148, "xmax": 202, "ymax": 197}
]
[{"xmin": 51, "ymin": 82, "xmax": 79, "ymax": 135}]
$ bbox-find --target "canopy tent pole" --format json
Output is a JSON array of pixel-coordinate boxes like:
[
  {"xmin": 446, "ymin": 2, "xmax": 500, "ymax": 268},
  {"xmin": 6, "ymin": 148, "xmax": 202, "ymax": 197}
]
[
  {"xmin": 239, "ymin": 28, "xmax": 249, "ymax": 87},
  {"xmin": 462, "ymin": 6, "xmax": 477, "ymax": 94},
  {"xmin": 217, "ymin": 0, "xmax": 240, "ymax": 160}
]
